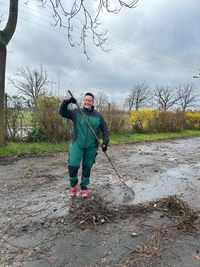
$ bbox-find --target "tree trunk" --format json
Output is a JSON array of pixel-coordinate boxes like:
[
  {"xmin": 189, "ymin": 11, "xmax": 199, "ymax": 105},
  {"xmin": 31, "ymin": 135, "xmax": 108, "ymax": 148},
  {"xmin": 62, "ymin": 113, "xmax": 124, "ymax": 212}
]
[
  {"xmin": 0, "ymin": 0, "xmax": 18, "ymax": 146},
  {"xmin": 0, "ymin": 44, "xmax": 7, "ymax": 146}
]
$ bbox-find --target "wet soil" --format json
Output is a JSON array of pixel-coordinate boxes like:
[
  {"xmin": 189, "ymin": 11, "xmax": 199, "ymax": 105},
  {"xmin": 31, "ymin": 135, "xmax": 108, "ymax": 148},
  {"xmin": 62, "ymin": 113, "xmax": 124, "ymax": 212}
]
[{"xmin": 0, "ymin": 137, "xmax": 200, "ymax": 266}]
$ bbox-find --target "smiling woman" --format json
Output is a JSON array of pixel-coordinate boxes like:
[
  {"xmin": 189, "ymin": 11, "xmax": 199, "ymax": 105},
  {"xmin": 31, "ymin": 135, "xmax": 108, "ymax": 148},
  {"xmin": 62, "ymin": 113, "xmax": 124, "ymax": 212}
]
[{"xmin": 59, "ymin": 91, "xmax": 109, "ymax": 197}]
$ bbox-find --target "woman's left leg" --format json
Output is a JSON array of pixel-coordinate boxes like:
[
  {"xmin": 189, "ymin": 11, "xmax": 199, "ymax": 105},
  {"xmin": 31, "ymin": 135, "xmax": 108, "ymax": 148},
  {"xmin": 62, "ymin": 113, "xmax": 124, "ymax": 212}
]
[{"xmin": 81, "ymin": 147, "xmax": 98, "ymax": 190}]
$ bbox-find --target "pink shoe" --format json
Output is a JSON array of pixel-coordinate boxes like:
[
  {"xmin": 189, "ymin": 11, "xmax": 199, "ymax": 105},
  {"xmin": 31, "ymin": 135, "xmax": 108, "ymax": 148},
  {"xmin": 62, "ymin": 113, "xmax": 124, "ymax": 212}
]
[
  {"xmin": 81, "ymin": 189, "xmax": 89, "ymax": 198},
  {"xmin": 70, "ymin": 184, "xmax": 78, "ymax": 197}
]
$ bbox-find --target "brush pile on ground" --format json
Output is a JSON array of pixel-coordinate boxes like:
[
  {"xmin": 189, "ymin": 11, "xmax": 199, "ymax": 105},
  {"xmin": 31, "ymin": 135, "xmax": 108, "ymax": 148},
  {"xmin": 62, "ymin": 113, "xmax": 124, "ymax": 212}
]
[
  {"xmin": 69, "ymin": 194, "xmax": 199, "ymax": 225},
  {"xmin": 120, "ymin": 195, "xmax": 200, "ymax": 267},
  {"xmin": 69, "ymin": 194, "xmax": 199, "ymax": 229},
  {"xmin": 68, "ymin": 193, "xmax": 160, "ymax": 228},
  {"xmin": 69, "ymin": 195, "xmax": 116, "ymax": 227},
  {"xmin": 156, "ymin": 195, "xmax": 199, "ymax": 232},
  {"xmin": 69, "ymin": 194, "xmax": 199, "ymax": 266}
]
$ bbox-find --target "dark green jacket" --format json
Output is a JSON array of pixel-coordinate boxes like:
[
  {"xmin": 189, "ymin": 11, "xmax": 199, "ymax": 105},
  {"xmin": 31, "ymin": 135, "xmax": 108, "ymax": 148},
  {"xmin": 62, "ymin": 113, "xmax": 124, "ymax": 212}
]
[{"xmin": 59, "ymin": 100, "xmax": 109, "ymax": 148}]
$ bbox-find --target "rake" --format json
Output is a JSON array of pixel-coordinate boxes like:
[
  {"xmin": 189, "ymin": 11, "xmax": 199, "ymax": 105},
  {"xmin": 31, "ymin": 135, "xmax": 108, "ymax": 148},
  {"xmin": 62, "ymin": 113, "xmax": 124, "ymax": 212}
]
[{"xmin": 68, "ymin": 90, "xmax": 135, "ymax": 199}]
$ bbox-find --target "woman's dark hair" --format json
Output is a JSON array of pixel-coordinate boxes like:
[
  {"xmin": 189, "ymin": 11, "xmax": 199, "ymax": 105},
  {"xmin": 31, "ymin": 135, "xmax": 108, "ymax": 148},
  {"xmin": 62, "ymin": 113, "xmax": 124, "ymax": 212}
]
[{"xmin": 84, "ymin": 92, "xmax": 94, "ymax": 100}]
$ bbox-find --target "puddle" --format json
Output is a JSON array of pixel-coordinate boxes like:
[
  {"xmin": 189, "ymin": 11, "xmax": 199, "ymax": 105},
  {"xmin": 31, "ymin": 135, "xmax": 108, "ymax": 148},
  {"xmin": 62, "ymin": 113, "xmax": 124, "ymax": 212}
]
[{"xmin": 130, "ymin": 163, "xmax": 200, "ymax": 208}]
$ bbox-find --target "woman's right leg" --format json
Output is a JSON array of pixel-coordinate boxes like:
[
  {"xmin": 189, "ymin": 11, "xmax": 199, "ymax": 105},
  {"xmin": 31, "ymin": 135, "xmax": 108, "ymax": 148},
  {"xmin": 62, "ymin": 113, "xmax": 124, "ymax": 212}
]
[{"xmin": 68, "ymin": 142, "xmax": 83, "ymax": 190}]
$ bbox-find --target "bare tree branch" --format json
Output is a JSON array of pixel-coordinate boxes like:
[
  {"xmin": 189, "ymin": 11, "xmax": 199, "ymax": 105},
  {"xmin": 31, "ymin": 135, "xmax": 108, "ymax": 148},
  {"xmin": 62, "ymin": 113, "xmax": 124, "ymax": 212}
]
[
  {"xmin": 154, "ymin": 86, "xmax": 179, "ymax": 111},
  {"xmin": 39, "ymin": 0, "xmax": 139, "ymax": 59}
]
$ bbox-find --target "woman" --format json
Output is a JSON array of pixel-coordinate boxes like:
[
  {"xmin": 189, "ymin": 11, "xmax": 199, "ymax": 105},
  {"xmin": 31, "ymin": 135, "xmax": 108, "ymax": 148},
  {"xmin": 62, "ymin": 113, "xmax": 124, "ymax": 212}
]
[{"xmin": 59, "ymin": 92, "xmax": 109, "ymax": 197}]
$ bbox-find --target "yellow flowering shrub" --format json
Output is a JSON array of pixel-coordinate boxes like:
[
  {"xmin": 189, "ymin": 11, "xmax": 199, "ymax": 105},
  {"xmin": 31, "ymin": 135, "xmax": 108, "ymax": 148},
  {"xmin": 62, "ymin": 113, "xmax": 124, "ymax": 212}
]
[
  {"xmin": 129, "ymin": 109, "xmax": 186, "ymax": 133},
  {"xmin": 186, "ymin": 112, "xmax": 200, "ymax": 129},
  {"xmin": 129, "ymin": 109, "xmax": 158, "ymax": 133}
]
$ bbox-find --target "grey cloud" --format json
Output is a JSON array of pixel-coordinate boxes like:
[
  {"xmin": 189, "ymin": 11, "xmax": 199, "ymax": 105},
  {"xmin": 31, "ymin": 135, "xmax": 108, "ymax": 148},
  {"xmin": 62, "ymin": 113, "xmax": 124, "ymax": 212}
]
[{"xmin": 3, "ymin": 0, "xmax": 200, "ymax": 99}]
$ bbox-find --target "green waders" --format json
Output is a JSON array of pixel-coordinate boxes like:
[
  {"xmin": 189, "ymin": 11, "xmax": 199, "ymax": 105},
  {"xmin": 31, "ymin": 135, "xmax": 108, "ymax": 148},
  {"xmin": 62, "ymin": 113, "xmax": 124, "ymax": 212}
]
[{"xmin": 68, "ymin": 142, "xmax": 97, "ymax": 190}]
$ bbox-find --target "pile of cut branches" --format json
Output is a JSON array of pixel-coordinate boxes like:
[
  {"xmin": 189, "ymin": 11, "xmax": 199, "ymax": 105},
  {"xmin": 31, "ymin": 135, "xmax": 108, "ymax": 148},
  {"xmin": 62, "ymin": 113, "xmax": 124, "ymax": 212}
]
[
  {"xmin": 69, "ymin": 195, "xmax": 116, "ymax": 228},
  {"xmin": 119, "ymin": 195, "xmax": 200, "ymax": 267},
  {"xmin": 155, "ymin": 195, "xmax": 199, "ymax": 232}
]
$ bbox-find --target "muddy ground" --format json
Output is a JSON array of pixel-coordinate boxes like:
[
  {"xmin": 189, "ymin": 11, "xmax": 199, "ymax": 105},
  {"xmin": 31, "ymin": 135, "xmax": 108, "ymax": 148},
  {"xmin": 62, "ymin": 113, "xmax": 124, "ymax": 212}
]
[{"xmin": 0, "ymin": 137, "xmax": 200, "ymax": 267}]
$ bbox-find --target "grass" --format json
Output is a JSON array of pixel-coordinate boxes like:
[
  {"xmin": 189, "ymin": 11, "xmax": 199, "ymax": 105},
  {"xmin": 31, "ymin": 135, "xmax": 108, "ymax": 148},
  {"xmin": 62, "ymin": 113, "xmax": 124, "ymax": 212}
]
[
  {"xmin": 0, "ymin": 130, "xmax": 200, "ymax": 158},
  {"xmin": 110, "ymin": 129, "xmax": 200, "ymax": 145},
  {"xmin": 0, "ymin": 141, "xmax": 69, "ymax": 157}
]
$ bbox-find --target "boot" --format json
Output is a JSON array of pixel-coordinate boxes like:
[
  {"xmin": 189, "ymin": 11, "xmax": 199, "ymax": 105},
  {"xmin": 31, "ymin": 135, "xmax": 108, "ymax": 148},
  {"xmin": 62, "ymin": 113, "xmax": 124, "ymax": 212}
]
[
  {"xmin": 81, "ymin": 189, "xmax": 89, "ymax": 198},
  {"xmin": 70, "ymin": 184, "xmax": 78, "ymax": 197}
]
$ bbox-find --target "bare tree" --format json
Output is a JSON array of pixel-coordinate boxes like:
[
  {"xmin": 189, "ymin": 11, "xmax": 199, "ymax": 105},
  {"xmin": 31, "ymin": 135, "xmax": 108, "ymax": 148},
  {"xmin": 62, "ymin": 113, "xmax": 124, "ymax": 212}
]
[
  {"xmin": 0, "ymin": 0, "xmax": 139, "ymax": 146},
  {"xmin": 9, "ymin": 66, "xmax": 49, "ymax": 109},
  {"xmin": 95, "ymin": 91, "xmax": 109, "ymax": 111},
  {"xmin": 154, "ymin": 86, "xmax": 179, "ymax": 111},
  {"xmin": 0, "ymin": 0, "xmax": 18, "ymax": 146},
  {"xmin": 177, "ymin": 83, "xmax": 198, "ymax": 111},
  {"xmin": 126, "ymin": 82, "xmax": 151, "ymax": 111}
]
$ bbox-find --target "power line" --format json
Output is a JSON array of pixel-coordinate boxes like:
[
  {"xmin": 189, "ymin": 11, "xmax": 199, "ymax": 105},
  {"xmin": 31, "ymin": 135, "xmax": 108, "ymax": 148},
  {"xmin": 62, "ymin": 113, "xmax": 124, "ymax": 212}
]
[
  {"xmin": 1, "ymin": 1, "xmax": 198, "ymax": 76},
  {"xmin": 0, "ymin": 1, "xmax": 52, "ymax": 19}
]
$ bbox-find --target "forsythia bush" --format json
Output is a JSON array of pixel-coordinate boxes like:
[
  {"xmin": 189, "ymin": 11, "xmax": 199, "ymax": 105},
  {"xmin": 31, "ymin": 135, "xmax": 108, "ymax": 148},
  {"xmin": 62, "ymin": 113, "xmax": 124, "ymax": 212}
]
[
  {"xmin": 129, "ymin": 109, "xmax": 186, "ymax": 133},
  {"xmin": 186, "ymin": 112, "xmax": 200, "ymax": 129},
  {"xmin": 129, "ymin": 109, "xmax": 159, "ymax": 133}
]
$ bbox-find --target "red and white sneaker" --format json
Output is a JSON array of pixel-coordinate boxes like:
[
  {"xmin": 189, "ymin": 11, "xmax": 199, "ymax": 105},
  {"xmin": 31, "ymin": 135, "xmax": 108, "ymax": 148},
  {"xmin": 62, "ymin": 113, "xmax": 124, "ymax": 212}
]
[
  {"xmin": 70, "ymin": 184, "xmax": 78, "ymax": 197},
  {"xmin": 81, "ymin": 189, "xmax": 89, "ymax": 198}
]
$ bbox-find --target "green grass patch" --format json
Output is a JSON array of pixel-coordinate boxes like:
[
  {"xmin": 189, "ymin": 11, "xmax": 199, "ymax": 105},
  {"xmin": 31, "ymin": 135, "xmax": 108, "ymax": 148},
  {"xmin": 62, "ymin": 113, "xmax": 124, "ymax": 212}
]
[
  {"xmin": 0, "ymin": 141, "xmax": 69, "ymax": 158},
  {"xmin": 110, "ymin": 130, "xmax": 200, "ymax": 145},
  {"xmin": 0, "ymin": 130, "xmax": 200, "ymax": 158}
]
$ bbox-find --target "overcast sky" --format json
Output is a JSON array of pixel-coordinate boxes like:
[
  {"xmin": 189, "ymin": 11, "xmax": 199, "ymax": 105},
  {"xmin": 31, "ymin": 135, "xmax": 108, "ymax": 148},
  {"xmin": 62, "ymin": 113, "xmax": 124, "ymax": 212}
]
[{"xmin": 1, "ymin": 0, "xmax": 200, "ymax": 104}]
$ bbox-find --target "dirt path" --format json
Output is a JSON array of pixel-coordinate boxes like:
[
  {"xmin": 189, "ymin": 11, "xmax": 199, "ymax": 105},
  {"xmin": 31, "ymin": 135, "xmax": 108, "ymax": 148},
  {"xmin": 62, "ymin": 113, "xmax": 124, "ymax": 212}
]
[{"xmin": 0, "ymin": 137, "xmax": 200, "ymax": 266}]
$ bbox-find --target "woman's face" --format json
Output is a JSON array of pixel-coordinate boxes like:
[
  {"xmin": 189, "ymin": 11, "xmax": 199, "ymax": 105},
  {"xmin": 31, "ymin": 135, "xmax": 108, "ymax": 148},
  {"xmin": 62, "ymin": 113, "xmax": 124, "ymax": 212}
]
[{"xmin": 83, "ymin": 95, "xmax": 94, "ymax": 109}]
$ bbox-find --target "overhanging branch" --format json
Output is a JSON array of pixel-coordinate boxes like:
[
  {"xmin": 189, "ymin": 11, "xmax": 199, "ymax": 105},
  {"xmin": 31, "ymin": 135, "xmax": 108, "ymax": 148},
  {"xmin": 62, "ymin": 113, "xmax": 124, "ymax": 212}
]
[{"xmin": 39, "ymin": 0, "xmax": 139, "ymax": 59}]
